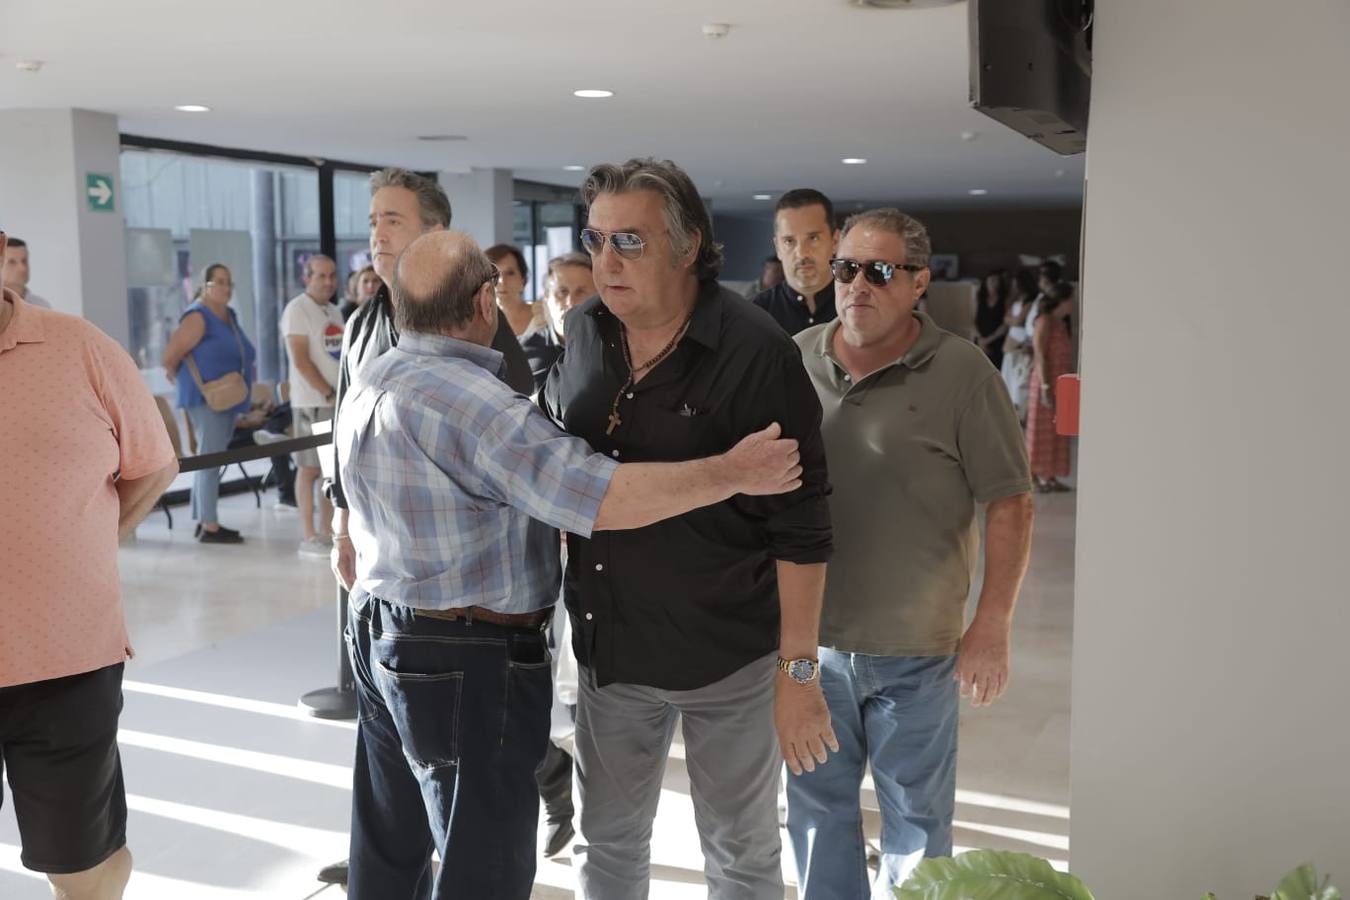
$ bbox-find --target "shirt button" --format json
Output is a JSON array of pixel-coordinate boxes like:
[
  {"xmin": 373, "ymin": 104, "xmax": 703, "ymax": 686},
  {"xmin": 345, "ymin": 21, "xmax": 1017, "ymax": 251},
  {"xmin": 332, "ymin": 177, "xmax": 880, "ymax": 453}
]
[
  {"xmin": 595, "ymin": 563, "xmax": 604, "ymax": 572},
  {"xmin": 585, "ymin": 613, "xmax": 594, "ymax": 621},
  {"xmin": 626, "ymin": 392, "xmax": 634, "ymax": 399},
  {"xmin": 611, "ymin": 449, "xmax": 620, "ymax": 458},
  {"xmin": 843, "ymin": 375, "xmax": 852, "ymax": 382},
  {"xmin": 797, "ymin": 295, "xmax": 804, "ymax": 302}
]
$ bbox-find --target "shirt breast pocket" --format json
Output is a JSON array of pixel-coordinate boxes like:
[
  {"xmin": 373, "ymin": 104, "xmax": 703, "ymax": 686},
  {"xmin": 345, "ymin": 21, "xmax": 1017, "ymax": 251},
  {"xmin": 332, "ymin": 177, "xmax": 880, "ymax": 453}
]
[{"xmin": 639, "ymin": 405, "xmax": 721, "ymax": 461}]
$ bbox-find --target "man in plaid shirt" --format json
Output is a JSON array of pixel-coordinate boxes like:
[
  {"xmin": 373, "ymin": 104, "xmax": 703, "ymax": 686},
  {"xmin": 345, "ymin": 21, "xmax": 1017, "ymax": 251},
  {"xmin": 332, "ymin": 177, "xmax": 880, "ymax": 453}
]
[{"xmin": 336, "ymin": 230, "xmax": 805, "ymax": 900}]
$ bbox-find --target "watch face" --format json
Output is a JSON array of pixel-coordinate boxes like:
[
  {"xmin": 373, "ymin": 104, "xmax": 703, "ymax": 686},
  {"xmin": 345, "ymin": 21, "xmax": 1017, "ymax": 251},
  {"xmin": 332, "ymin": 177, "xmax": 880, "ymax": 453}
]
[{"xmin": 788, "ymin": 659, "xmax": 817, "ymax": 683}]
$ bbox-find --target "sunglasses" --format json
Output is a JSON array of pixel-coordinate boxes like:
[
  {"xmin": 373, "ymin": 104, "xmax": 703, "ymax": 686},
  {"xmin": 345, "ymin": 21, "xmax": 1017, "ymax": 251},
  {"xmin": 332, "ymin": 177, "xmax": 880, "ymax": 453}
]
[
  {"xmin": 830, "ymin": 257, "xmax": 925, "ymax": 287},
  {"xmin": 580, "ymin": 228, "xmax": 648, "ymax": 260}
]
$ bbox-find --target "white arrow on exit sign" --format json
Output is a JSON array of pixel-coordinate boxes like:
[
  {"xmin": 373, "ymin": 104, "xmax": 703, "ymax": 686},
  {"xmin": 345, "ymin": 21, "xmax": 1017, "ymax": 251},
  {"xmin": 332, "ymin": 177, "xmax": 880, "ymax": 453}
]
[{"xmin": 88, "ymin": 178, "xmax": 113, "ymax": 206}]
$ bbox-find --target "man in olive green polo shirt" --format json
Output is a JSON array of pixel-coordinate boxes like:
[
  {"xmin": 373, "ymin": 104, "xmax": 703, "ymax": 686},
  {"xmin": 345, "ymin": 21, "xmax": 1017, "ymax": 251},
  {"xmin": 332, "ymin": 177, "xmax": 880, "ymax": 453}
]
[{"xmin": 784, "ymin": 208, "xmax": 1035, "ymax": 899}]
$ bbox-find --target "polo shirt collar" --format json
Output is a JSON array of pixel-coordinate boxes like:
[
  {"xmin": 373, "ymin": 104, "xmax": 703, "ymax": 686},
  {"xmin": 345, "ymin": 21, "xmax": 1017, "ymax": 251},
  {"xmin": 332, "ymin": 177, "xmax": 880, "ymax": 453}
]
[
  {"xmin": 399, "ymin": 330, "xmax": 504, "ymax": 377},
  {"xmin": 0, "ymin": 288, "xmax": 45, "ymax": 355},
  {"xmin": 817, "ymin": 310, "xmax": 942, "ymax": 373},
  {"xmin": 585, "ymin": 279, "xmax": 724, "ymax": 352}
]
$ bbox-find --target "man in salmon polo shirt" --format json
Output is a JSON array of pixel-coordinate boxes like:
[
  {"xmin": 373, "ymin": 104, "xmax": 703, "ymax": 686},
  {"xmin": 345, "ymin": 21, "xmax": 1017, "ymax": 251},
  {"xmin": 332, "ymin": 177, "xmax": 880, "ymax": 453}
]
[{"xmin": 0, "ymin": 227, "xmax": 179, "ymax": 900}]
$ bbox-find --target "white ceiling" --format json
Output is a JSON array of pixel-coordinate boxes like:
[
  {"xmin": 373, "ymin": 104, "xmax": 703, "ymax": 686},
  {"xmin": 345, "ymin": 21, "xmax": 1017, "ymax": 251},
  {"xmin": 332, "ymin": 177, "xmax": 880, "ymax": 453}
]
[{"xmin": 0, "ymin": 0, "xmax": 1084, "ymax": 213}]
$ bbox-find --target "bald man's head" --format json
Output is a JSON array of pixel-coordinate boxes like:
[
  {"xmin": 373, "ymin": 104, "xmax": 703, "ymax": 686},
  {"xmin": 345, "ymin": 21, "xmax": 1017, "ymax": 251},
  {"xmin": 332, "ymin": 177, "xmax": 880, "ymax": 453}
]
[{"xmin": 392, "ymin": 231, "xmax": 500, "ymax": 340}]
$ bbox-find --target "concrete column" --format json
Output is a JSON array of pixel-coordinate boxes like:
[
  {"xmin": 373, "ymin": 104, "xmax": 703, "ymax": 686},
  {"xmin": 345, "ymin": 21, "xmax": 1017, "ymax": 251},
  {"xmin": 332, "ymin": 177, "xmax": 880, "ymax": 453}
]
[
  {"xmin": 438, "ymin": 168, "xmax": 513, "ymax": 249},
  {"xmin": 1070, "ymin": 2, "xmax": 1350, "ymax": 897},
  {"xmin": 0, "ymin": 108, "xmax": 129, "ymax": 346}
]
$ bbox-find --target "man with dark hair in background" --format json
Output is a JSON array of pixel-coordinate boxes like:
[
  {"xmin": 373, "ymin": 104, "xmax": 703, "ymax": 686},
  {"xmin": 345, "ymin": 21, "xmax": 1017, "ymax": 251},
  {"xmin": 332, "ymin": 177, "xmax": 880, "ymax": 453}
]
[
  {"xmin": 752, "ymin": 189, "xmax": 839, "ymax": 335},
  {"xmin": 2, "ymin": 237, "xmax": 51, "ymax": 309},
  {"xmin": 742, "ymin": 254, "xmax": 784, "ymax": 299}
]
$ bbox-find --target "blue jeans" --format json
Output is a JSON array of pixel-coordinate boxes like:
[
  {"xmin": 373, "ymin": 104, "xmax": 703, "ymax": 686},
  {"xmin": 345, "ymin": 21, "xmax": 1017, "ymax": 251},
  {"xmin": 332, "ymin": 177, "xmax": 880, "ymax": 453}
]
[
  {"xmin": 345, "ymin": 594, "xmax": 554, "ymax": 900},
  {"xmin": 184, "ymin": 404, "xmax": 236, "ymax": 525},
  {"xmin": 785, "ymin": 650, "xmax": 959, "ymax": 900}
]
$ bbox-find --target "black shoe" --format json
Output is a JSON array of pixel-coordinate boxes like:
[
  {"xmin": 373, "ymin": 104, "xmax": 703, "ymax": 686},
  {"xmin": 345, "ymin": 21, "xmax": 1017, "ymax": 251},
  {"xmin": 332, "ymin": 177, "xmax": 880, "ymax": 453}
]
[
  {"xmin": 198, "ymin": 527, "xmax": 244, "ymax": 544},
  {"xmin": 316, "ymin": 859, "xmax": 348, "ymax": 886},
  {"xmin": 543, "ymin": 820, "xmax": 575, "ymax": 858},
  {"xmin": 215, "ymin": 524, "xmax": 241, "ymax": 537}
]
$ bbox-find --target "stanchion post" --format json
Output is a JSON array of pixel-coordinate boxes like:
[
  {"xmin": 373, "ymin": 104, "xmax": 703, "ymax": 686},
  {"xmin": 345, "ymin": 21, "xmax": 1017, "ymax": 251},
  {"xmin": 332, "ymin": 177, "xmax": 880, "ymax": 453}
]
[{"xmin": 298, "ymin": 583, "xmax": 357, "ymax": 720}]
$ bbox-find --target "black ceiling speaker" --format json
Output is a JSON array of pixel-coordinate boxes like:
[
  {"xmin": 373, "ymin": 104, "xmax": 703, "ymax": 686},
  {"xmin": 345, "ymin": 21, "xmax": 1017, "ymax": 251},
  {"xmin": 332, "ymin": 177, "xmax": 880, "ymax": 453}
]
[{"xmin": 969, "ymin": 0, "xmax": 1094, "ymax": 155}]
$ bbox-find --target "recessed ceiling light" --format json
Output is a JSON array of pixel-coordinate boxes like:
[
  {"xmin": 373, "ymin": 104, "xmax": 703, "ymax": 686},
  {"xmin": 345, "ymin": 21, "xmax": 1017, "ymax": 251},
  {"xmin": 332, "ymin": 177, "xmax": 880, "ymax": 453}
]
[
  {"xmin": 753, "ymin": 193, "xmax": 773, "ymax": 200},
  {"xmin": 416, "ymin": 134, "xmax": 467, "ymax": 142},
  {"xmin": 573, "ymin": 89, "xmax": 614, "ymax": 99},
  {"xmin": 563, "ymin": 165, "xmax": 586, "ymax": 172},
  {"xmin": 174, "ymin": 104, "xmax": 211, "ymax": 113},
  {"xmin": 968, "ymin": 188, "xmax": 989, "ymax": 196},
  {"xmin": 842, "ymin": 157, "xmax": 868, "ymax": 165}
]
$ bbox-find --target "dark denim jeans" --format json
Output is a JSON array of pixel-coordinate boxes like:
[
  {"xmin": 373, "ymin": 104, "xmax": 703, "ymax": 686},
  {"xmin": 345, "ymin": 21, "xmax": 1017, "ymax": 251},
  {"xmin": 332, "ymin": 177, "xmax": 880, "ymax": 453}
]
[{"xmin": 345, "ymin": 593, "xmax": 554, "ymax": 900}]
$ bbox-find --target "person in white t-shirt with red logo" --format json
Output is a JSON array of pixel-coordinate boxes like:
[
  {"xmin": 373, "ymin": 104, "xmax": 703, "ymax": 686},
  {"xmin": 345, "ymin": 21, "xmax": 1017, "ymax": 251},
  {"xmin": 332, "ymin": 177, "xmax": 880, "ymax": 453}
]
[{"xmin": 280, "ymin": 254, "xmax": 344, "ymax": 557}]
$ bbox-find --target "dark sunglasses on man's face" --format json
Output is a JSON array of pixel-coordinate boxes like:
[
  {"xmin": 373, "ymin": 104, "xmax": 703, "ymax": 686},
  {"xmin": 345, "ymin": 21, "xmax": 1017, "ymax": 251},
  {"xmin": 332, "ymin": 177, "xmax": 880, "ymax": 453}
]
[{"xmin": 830, "ymin": 257, "xmax": 926, "ymax": 287}]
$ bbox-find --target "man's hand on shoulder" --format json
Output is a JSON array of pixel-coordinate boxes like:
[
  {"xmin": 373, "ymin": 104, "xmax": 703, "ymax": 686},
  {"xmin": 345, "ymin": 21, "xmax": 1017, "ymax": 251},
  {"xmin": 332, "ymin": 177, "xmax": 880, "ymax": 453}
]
[{"xmin": 719, "ymin": 422, "xmax": 802, "ymax": 496}]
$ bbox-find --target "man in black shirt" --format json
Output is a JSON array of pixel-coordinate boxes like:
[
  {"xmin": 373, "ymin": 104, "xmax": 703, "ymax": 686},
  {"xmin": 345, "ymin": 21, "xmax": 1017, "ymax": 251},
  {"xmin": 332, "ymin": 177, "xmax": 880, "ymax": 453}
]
[
  {"xmin": 320, "ymin": 168, "xmax": 534, "ymax": 892},
  {"xmin": 542, "ymin": 158, "xmax": 837, "ymax": 900},
  {"xmin": 752, "ymin": 188, "xmax": 840, "ymax": 335}
]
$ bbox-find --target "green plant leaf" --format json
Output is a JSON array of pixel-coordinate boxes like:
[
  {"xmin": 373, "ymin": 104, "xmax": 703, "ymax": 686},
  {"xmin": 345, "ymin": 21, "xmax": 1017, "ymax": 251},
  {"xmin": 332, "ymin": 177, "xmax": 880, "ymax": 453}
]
[
  {"xmin": 1271, "ymin": 864, "xmax": 1341, "ymax": 900},
  {"xmin": 895, "ymin": 850, "xmax": 1094, "ymax": 900}
]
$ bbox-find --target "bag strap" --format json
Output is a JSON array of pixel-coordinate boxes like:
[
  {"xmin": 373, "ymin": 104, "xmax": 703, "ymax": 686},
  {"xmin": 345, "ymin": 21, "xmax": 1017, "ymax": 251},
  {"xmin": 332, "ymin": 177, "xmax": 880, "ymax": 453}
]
[
  {"xmin": 225, "ymin": 308, "xmax": 247, "ymax": 376},
  {"xmin": 182, "ymin": 306, "xmax": 247, "ymax": 390},
  {"xmin": 184, "ymin": 353, "xmax": 208, "ymax": 392}
]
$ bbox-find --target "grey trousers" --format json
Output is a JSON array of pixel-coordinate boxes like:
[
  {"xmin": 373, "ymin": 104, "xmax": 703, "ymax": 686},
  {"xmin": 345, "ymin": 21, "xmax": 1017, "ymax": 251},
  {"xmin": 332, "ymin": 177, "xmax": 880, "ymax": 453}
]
[{"xmin": 574, "ymin": 653, "xmax": 783, "ymax": 900}]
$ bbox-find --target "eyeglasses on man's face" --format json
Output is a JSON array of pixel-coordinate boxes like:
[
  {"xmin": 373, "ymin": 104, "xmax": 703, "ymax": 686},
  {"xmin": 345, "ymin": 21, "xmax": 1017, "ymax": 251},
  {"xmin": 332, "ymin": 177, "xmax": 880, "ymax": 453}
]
[
  {"xmin": 830, "ymin": 257, "xmax": 926, "ymax": 287},
  {"xmin": 580, "ymin": 228, "xmax": 648, "ymax": 260}
]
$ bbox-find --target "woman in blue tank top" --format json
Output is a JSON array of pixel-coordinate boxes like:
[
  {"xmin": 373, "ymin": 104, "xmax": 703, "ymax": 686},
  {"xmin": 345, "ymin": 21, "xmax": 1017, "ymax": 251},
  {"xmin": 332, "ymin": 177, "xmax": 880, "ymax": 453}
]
[{"xmin": 161, "ymin": 263, "xmax": 257, "ymax": 543}]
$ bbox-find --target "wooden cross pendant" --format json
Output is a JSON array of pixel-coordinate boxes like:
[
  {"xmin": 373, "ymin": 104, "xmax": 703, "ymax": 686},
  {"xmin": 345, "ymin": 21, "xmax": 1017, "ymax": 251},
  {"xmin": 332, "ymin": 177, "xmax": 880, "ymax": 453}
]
[{"xmin": 606, "ymin": 411, "xmax": 622, "ymax": 435}]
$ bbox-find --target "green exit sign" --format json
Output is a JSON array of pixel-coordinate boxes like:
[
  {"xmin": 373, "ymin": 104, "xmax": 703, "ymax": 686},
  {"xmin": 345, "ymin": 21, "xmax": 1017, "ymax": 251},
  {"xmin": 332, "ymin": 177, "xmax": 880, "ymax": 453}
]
[{"xmin": 86, "ymin": 173, "xmax": 115, "ymax": 212}]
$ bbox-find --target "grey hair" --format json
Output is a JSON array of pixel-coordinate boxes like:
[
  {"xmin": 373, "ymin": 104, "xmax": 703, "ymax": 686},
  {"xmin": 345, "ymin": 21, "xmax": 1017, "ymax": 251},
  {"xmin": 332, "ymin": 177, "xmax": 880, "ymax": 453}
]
[
  {"xmin": 369, "ymin": 167, "xmax": 452, "ymax": 229},
  {"xmin": 840, "ymin": 208, "xmax": 932, "ymax": 268},
  {"xmin": 393, "ymin": 247, "xmax": 495, "ymax": 335},
  {"xmin": 303, "ymin": 253, "xmax": 334, "ymax": 278},
  {"xmin": 580, "ymin": 158, "xmax": 723, "ymax": 282}
]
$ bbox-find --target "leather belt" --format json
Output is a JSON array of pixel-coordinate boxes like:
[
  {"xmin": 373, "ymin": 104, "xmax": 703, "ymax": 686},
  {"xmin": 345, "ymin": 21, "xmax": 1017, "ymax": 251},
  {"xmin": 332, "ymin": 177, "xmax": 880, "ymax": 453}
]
[{"xmin": 412, "ymin": 605, "xmax": 552, "ymax": 629}]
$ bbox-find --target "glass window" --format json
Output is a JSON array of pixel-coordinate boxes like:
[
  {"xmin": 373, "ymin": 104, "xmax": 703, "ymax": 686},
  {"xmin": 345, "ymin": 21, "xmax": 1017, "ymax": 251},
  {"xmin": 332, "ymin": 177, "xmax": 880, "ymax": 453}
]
[
  {"xmin": 512, "ymin": 199, "xmax": 581, "ymax": 300},
  {"xmin": 121, "ymin": 149, "xmax": 318, "ymax": 386},
  {"xmin": 334, "ymin": 171, "xmax": 375, "ymax": 303}
]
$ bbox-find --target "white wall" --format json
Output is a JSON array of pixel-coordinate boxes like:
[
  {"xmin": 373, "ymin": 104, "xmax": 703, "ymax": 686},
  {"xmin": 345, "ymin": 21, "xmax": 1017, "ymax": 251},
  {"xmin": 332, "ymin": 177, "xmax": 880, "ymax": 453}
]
[
  {"xmin": 0, "ymin": 108, "xmax": 128, "ymax": 345},
  {"xmin": 1071, "ymin": 2, "xmax": 1350, "ymax": 897},
  {"xmin": 0, "ymin": 110, "xmax": 81, "ymax": 312}
]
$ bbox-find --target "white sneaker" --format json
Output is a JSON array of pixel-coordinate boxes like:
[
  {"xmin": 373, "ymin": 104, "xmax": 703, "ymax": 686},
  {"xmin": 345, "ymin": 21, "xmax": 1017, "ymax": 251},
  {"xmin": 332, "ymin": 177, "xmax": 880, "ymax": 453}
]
[
  {"xmin": 253, "ymin": 429, "xmax": 289, "ymax": 445},
  {"xmin": 298, "ymin": 537, "xmax": 330, "ymax": 558}
]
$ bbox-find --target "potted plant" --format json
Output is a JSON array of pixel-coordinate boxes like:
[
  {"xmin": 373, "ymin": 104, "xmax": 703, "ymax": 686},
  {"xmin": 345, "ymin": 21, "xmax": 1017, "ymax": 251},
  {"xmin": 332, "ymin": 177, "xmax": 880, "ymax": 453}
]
[{"xmin": 893, "ymin": 849, "xmax": 1339, "ymax": 900}]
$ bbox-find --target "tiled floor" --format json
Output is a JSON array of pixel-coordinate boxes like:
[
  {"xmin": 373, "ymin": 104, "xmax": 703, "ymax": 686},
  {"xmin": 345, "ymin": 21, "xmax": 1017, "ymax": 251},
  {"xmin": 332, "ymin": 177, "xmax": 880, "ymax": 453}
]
[{"xmin": 0, "ymin": 484, "xmax": 1074, "ymax": 899}]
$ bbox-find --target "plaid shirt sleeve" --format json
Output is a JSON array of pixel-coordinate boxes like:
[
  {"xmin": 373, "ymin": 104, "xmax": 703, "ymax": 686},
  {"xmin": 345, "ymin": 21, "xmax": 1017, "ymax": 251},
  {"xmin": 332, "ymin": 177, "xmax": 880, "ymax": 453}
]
[{"xmin": 472, "ymin": 396, "xmax": 618, "ymax": 538}]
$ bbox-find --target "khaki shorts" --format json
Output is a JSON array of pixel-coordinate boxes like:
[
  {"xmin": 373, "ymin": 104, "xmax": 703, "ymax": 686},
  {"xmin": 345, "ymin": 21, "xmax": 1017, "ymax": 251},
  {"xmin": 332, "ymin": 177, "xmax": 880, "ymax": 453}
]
[{"xmin": 292, "ymin": 406, "xmax": 333, "ymax": 469}]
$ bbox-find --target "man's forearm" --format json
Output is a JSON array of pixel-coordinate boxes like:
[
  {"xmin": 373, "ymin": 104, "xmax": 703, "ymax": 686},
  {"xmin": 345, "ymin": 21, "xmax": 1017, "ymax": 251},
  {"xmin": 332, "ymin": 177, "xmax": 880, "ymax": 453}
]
[
  {"xmin": 294, "ymin": 357, "xmax": 333, "ymax": 396},
  {"xmin": 973, "ymin": 493, "xmax": 1035, "ymax": 625},
  {"xmin": 593, "ymin": 458, "xmax": 735, "ymax": 531},
  {"xmin": 116, "ymin": 461, "xmax": 180, "ymax": 538},
  {"xmin": 777, "ymin": 560, "xmax": 826, "ymax": 659}
]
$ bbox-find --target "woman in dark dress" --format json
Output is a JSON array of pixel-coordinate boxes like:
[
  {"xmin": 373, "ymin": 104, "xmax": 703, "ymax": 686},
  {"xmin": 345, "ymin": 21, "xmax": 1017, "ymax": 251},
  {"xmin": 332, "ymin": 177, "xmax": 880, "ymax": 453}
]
[{"xmin": 974, "ymin": 269, "xmax": 1009, "ymax": 368}]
